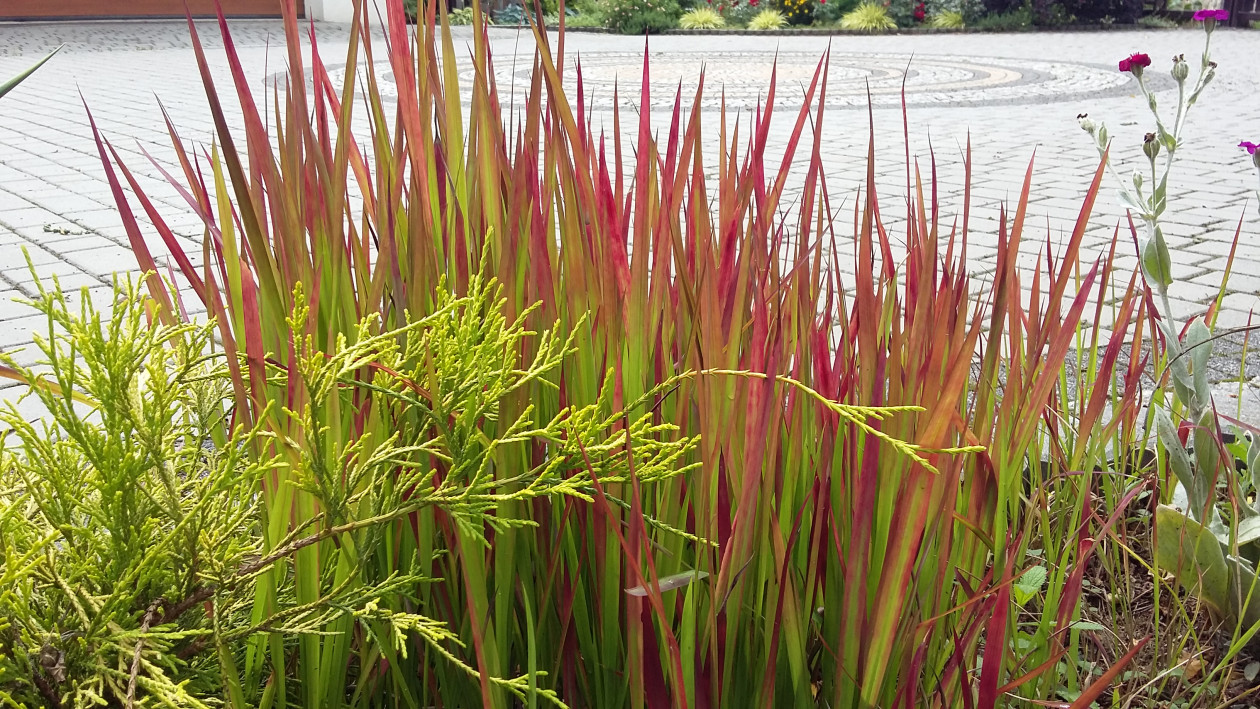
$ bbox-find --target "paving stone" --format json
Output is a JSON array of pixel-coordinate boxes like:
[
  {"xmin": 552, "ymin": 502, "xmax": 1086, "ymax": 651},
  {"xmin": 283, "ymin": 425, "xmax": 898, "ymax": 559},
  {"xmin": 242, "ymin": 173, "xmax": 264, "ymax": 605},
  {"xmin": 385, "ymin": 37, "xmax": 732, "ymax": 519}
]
[
  {"xmin": 0, "ymin": 205, "xmax": 64, "ymax": 229},
  {"xmin": 0, "ymin": 314, "xmax": 52, "ymax": 349},
  {"xmin": 0, "ymin": 241, "xmax": 61, "ymax": 268},
  {"xmin": 37, "ymin": 233, "xmax": 118, "ymax": 252},
  {"xmin": 1220, "ymin": 291, "xmax": 1260, "ymax": 314},
  {"xmin": 61, "ymin": 247, "xmax": 146, "ymax": 278},
  {"xmin": 1111, "ymin": 254, "xmax": 1210, "ymax": 284},
  {"xmin": 1213, "ymin": 307, "xmax": 1259, "ymax": 331},
  {"xmin": 1163, "ymin": 296, "xmax": 1212, "ymax": 324},
  {"xmin": 6, "ymin": 268, "xmax": 106, "ymax": 298},
  {"xmin": 0, "ymin": 290, "xmax": 34, "ymax": 319},
  {"xmin": 1167, "ymin": 246, "xmax": 1214, "ymax": 269},
  {"xmin": 1199, "ymin": 271, "xmax": 1260, "ymax": 294}
]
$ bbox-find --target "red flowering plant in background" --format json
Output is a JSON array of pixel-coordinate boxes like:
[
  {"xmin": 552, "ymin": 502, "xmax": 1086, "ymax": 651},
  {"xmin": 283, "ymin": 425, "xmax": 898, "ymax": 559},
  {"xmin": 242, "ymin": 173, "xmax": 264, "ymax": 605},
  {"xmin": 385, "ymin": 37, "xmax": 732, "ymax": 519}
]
[
  {"xmin": 1117, "ymin": 52, "xmax": 1151, "ymax": 75},
  {"xmin": 713, "ymin": 0, "xmax": 761, "ymax": 22},
  {"xmin": 887, "ymin": 0, "xmax": 927, "ymax": 25},
  {"xmin": 779, "ymin": 0, "xmax": 812, "ymax": 24},
  {"xmin": 1193, "ymin": 7, "xmax": 1229, "ymax": 29}
]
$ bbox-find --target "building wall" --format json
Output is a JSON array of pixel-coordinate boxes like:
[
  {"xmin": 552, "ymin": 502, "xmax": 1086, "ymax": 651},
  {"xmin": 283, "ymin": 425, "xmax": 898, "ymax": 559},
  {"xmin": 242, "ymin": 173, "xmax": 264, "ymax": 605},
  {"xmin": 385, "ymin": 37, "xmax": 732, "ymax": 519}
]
[{"xmin": 308, "ymin": 0, "xmax": 377, "ymax": 21}]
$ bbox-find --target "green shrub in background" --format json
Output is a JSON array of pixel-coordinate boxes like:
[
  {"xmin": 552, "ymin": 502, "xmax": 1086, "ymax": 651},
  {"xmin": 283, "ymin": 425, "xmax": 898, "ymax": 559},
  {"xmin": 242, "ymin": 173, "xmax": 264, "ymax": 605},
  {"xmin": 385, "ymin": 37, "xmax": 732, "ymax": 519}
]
[
  {"xmin": 1057, "ymin": 0, "xmax": 1141, "ymax": 22},
  {"xmin": 971, "ymin": 2, "xmax": 1033, "ymax": 29},
  {"xmin": 886, "ymin": 0, "xmax": 922, "ymax": 25},
  {"xmin": 936, "ymin": 0, "xmax": 984, "ymax": 21},
  {"xmin": 492, "ymin": 2, "xmax": 531, "ymax": 22},
  {"xmin": 404, "ymin": 0, "xmax": 499, "ymax": 22},
  {"xmin": 1137, "ymin": 13, "xmax": 1180, "ymax": 28},
  {"xmin": 982, "ymin": 0, "xmax": 1139, "ymax": 25},
  {"xmin": 549, "ymin": 0, "xmax": 605, "ymax": 24},
  {"xmin": 810, "ymin": 0, "xmax": 858, "ymax": 25},
  {"xmin": 716, "ymin": 0, "xmax": 761, "ymax": 27},
  {"xmin": 554, "ymin": 9, "xmax": 605, "ymax": 25},
  {"xmin": 447, "ymin": 6, "xmax": 488, "ymax": 23},
  {"xmin": 604, "ymin": 0, "xmax": 681, "ymax": 32}
]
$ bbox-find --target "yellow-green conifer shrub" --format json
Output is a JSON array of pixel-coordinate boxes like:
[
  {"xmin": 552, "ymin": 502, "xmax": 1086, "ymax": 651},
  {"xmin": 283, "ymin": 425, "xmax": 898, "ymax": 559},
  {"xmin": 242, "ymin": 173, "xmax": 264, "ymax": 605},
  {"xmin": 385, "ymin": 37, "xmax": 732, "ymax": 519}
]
[{"xmin": 0, "ymin": 275, "xmax": 698, "ymax": 707}]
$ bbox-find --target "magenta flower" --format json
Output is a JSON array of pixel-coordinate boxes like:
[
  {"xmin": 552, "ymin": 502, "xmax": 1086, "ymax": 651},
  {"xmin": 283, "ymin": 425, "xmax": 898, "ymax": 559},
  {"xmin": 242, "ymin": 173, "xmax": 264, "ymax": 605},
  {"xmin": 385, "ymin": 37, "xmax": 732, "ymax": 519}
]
[
  {"xmin": 1118, "ymin": 53, "xmax": 1152, "ymax": 74},
  {"xmin": 1242, "ymin": 141, "xmax": 1260, "ymax": 155},
  {"xmin": 1192, "ymin": 9, "xmax": 1229, "ymax": 21}
]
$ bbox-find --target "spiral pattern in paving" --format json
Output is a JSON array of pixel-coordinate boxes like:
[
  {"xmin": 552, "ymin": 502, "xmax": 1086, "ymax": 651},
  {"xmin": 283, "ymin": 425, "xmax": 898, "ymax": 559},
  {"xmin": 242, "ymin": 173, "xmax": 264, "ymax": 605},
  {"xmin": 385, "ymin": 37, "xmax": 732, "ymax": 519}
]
[{"xmin": 326, "ymin": 51, "xmax": 1137, "ymax": 109}]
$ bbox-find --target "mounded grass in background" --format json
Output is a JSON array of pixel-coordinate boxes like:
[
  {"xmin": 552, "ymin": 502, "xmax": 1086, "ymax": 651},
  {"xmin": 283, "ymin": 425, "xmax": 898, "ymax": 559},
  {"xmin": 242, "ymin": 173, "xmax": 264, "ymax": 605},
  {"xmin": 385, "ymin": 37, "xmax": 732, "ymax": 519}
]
[{"xmin": 679, "ymin": 6, "xmax": 725, "ymax": 28}]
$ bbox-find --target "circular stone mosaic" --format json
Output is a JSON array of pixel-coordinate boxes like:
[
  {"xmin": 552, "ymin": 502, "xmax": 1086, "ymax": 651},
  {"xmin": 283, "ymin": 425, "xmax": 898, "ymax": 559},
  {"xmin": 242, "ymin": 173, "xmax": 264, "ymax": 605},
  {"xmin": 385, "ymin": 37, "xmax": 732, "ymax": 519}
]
[{"xmin": 325, "ymin": 51, "xmax": 1137, "ymax": 110}]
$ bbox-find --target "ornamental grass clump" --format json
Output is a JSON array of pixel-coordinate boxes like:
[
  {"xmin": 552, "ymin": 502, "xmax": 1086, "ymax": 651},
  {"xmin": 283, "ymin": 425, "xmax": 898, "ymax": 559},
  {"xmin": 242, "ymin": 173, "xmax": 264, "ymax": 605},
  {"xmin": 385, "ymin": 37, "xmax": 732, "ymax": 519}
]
[
  {"xmin": 747, "ymin": 7, "xmax": 787, "ymax": 27},
  {"xmin": 840, "ymin": 1, "xmax": 897, "ymax": 30},
  {"xmin": 679, "ymin": 6, "xmax": 725, "ymax": 27},
  {"xmin": 929, "ymin": 8, "xmax": 965, "ymax": 27},
  {"xmin": 9, "ymin": 0, "xmax": 1189, "ymax": 704}
]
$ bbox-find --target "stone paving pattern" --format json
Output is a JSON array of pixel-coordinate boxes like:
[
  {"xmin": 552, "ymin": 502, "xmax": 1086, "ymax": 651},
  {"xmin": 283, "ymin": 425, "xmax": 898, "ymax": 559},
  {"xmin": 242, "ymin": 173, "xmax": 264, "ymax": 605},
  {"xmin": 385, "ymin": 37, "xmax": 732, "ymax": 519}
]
[{"xmin": 0, "ymin": 22, "xmax": 1258, "ymax": 417}]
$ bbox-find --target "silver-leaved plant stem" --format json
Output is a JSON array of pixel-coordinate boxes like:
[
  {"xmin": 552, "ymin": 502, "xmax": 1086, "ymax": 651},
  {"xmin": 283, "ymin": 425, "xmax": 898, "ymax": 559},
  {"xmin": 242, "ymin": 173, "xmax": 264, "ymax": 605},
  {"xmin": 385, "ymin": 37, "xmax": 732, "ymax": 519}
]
[
  {"xmin": 1249, "ymin": 147, "xmax": 1260, "ymax": 217},
  {"xmin": 1081, "ymin": 19, "xmax": 1228, "ymax": 527},
  {"xmin": 1082, "ymin": 13, "xmax": 1260, "ymax": 630}
]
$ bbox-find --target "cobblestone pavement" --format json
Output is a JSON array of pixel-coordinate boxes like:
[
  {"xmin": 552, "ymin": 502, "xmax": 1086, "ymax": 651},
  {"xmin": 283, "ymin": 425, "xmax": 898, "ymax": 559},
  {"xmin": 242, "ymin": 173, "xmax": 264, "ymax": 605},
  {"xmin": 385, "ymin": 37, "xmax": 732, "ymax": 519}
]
[{"xmin": 1, "ymin": 21, "xmax": 1259, "ymax": 417}]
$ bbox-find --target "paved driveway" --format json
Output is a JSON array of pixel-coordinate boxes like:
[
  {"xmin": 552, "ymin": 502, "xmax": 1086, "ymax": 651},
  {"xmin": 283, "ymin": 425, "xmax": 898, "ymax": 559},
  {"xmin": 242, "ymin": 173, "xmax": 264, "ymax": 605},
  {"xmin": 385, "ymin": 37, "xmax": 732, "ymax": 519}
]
[{"xmin": 0, "ymin": 21, "xmax": 1258, "ymax": 415}]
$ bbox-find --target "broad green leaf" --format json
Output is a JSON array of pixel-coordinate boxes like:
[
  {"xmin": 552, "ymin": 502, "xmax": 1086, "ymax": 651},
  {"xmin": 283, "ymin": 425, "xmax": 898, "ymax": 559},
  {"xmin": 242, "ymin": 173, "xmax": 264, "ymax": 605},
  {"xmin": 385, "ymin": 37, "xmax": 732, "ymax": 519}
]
[
  {"xmin": 1156, "ymin": 505, "xmax": 1260, "ymax": 629},
  {"xmin": 1235, "ymin": 516, "xmax": 1260, "ymax": 546},
  {"xmin": 1012, "ymin": 565, "xmax": 1047, "ymax": 605},
  {"xmin": 1141, "ymin": 228, "xmax": 1173, "ymax": 287},
  {"xmin": 1193, "ymin": 409, "xmax": 1222, "ymax": 522},
  {"xmin": 1156, "ymin": 505, "xmax": 1231, "ymax": 617},
  {"xmin": 1156, "ymin": 409, "xmax": 1200, "ymax": 516},
  {"xmin": 1186, "ymin": 319, "xmax": 1212, "ymax": 404}
]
